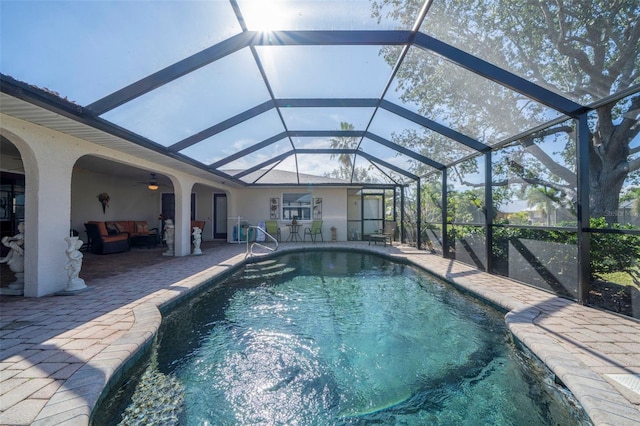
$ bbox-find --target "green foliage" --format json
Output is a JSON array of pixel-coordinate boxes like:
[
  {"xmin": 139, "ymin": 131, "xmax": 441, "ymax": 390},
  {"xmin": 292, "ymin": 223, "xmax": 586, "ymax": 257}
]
[
  {"xmin": 489, "ymin": 218, "xmax": 640, "ymax": 280},
  {"xmin": 324, "ymin": 122, "xmax": 377, "ymax": 182},
  {"xmin": 372, "ymin": 0, "xmax": 640, "ymax": 222},
  {"xmin": 447, "ymin": 189, "xmax": 484, "ymax": 223},
  {"xmin": 326, "ymin": 121, "xmax": 358, "ymax": 181},
  {"xmin": 505, "ymin": 211, "xmax": 529, "ymax": 225},
  {"xmin": 587, "ymin": 218, "xmax": 640, "ymax": 277}
]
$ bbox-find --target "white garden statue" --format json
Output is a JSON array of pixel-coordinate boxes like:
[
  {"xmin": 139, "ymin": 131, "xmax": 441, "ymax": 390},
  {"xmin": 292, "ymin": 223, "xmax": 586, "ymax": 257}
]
[
  {"xmin": 64, "ymin": 236, "xmax": 87, "ymax": 292},
  {"xmin": 0, "ymin": 221, "xmax": 25, "ymax": 295},
  {"xmin": 163, "ymin": 219, "xmax": 175, "ymax": 256},
  {"xmin": 192, "ymin": 226, "xmax": 203, "ymax": 255}
]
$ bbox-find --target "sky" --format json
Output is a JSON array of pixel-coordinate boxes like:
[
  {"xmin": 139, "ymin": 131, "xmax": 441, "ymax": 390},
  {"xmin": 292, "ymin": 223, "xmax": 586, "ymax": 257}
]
[
  {"xmin": 2, "ymin": 0, "xmax": 635, "ymax": 185},
  {"xmin": 0, "ymin": 0, "xmax": 421, "ymax": 179}
]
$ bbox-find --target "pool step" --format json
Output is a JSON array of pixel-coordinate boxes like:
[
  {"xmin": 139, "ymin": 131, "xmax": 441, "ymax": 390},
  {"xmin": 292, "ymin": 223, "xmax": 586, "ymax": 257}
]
[{"xmin": 244, "ymin": 259, "xmax": 295, "ymax": 281}]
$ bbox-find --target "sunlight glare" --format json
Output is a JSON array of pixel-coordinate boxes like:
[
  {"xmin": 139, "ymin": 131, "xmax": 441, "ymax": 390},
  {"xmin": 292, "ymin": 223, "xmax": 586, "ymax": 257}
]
[{"xmin": 242, "ymin": 1, "xmax": 291, "ymax": 32}]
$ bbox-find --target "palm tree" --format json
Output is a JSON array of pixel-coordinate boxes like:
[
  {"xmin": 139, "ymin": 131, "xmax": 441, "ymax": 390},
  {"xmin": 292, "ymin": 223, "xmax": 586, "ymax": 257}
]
[
  {"xmin": 526, "ymin": 186, "xmax": 562, "ymax": 226},
  {"xmin": 328, "ymin": 122, "xmax": 358, "ymax": 181}
]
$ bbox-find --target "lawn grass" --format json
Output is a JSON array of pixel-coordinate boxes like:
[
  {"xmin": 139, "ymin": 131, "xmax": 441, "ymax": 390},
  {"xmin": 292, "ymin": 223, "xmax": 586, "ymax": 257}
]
[{"xmin": 598, "ymin": 268, "xmax": 640, "ymax": 289}]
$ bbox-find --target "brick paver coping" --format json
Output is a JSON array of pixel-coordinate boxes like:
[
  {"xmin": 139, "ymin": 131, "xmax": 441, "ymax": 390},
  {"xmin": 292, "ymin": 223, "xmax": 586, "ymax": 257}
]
[{"xmin": 1, "ymin": 243, "xmax": 639, "ymax": 425}]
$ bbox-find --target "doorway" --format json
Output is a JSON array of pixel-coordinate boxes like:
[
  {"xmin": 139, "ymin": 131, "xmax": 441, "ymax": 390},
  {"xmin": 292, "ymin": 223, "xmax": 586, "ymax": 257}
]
[
  {"xmin": 0, "ymin": 172, "xmax": 25, "ymax": 257},
  {"xmin": 213, "ymin": 193, "xmax": 227, "ymax": 240},
  {"xmin": 363, "ymin": 193, "xmax": 384, "ymax": 236}
]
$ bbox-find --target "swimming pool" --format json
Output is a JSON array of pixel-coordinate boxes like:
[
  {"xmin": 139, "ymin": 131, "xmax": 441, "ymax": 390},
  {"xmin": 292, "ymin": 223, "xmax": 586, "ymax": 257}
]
[{"xmin": 98, "ymin": 250, "xmax": 588, "ymax": 425}]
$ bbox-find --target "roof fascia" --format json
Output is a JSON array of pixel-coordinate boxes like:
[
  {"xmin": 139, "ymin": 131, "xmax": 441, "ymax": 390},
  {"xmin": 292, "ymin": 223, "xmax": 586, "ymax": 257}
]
[{"xmin": 413, "ymin": 33, "xmax": 586, "ymax": 117}]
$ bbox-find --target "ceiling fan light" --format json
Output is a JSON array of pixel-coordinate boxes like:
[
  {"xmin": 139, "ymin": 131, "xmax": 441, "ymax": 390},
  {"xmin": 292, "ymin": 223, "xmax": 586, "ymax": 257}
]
[{"xmin": 147, "ymin": 172, "xmax": 159, "ymax": 190}]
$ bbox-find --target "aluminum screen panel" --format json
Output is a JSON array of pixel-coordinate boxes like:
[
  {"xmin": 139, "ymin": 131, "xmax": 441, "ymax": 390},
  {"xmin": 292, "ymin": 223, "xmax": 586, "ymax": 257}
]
[
  {"xmin": 256, "ymin": 45, "xmax": 395, "ymax": 99},
  {"xmin": 237, "ymin": 0, "xmax": 410, "ymax": 31},
  {"xmin": 102, "ymin": 49, "xmax": 271, "ymax": 147},
  {"xmin": 180, "ymin": 110, "xmax": 287, "ymax": 165},
  {"xmin": 420, "ymin": 0, "xmax": 640, "ymax": 105},
  {"xmin": 386, "ymin": 46, "xmax": 564, "ymax": 146},
  {"xmin": 0, "ymin": 1, "xmax": 241, "ymax": 105}
]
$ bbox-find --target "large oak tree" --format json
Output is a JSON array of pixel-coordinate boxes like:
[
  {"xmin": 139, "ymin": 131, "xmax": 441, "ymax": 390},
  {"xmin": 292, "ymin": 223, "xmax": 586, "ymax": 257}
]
[{"xmin": 373, "ymin": 0, "xmax": 640, "ymax": 222}]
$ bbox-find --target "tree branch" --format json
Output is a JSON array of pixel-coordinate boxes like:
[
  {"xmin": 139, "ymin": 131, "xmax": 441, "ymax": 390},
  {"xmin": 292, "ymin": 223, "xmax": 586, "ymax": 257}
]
[
  {"xmin": 628, "ymin": 156, "xmax": 640, "ymax": 175},
  {"xmin": 609, "ymin": 17, "xmax": 640, "ymax": 78},
  {"xmin": 518, "ymin": 131, "xmax": 577, "ymax": 186},
  {"xmin": 492, "ymin": 176, "xmax": 575, "ymax": 194}
]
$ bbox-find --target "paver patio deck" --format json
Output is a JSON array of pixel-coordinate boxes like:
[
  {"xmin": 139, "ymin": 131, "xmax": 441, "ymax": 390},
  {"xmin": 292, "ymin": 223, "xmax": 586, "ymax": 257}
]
[{"xmin": 1, "ymin": 242, "xmax": 639, "ymax": 425}]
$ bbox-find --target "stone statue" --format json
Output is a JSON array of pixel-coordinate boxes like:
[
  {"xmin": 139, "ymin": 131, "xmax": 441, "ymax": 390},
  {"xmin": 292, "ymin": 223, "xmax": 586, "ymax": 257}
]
[
  {"xmin": 192, "ymin": 226, "xmax": 203, "ymax": 255},
  {"xmin": 163, "ymin": 219, "xmax": 175, "ymax": 256},
  {"xmin": 0, "ymin": 221, "xmax": 25, "ymax": 295},
  {"xmin": 64, "ymin": 236, "xmax": 87, "ymax": 291}
]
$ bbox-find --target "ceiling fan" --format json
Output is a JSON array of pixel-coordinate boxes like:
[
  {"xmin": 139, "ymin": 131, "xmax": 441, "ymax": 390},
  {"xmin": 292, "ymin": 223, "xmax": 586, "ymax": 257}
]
[
  {"xmin": 136, "ymin": 173, "xmax": 159, "ymax": 190},
  {"xmin": 147, "ymin": 173, "xmax": 159, "ymax": 190}
]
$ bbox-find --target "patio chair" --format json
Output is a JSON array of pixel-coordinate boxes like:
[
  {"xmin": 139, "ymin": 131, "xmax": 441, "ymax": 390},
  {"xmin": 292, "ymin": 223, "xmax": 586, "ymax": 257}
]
[
  {"xmin": 384, "ymin": 221, "xmax": 397, "ymax": 243},
  {"xmin": 303, "ymin": 220, "xmax": 323, "ymax": 242},
  {"xmin": 265, "ymin": 220, "xmax": 281, "ymax": 241}
]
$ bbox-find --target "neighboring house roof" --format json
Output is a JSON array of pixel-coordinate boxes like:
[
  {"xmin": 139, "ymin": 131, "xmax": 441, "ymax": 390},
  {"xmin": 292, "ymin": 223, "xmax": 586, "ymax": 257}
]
[
  {"xmin": 497, "ymin": 200, "xmax": 537, "ymax": 214},
  {"xmin": 223, "ymin": 169, "xmax": 367, "ymax": 186},
  {"xmin": 619, "ymin": 200, "xmax": 634, "ymax": 209}
]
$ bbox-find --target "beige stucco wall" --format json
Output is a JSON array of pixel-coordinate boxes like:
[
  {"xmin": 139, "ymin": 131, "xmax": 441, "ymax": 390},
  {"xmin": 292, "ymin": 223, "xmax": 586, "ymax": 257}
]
[
  {"xmin": 71, "ymin": 166, "xmax": 164, "ymax": 234},
  {"xmin": 235, "ymin": 187, "xmax": 349, "ymax": 241}
]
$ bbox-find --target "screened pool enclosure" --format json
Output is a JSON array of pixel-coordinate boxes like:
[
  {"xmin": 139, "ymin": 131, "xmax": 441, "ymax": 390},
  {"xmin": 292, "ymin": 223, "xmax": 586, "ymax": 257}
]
[{"xmin": 1, "ymin": 0, "xmax": 639, "ymax": 318}]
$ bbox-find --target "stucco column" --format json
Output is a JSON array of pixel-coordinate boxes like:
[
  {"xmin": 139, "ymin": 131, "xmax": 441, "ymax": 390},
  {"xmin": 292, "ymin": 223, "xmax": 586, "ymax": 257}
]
[
  {"xmin": 29, "ymin": 157, "xmax": 76, "ymax": 296},
  {"xmin": 2, "ymin": 121, "xmax": 79, "ymax": 297},
  {"xmin": 171, "ymin": 175, "xmax": 198, "ymax": 256}
]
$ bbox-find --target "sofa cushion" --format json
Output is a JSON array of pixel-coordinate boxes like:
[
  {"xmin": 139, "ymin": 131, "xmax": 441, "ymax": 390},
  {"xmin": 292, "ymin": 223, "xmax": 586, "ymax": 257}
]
[
  {"xmin": 107, "ymin": 221, "xmax": 130, "ymax": 234},
  {"xmin": 135, "ymin": 221, "xmax": 149, "ymax": 234},
  {"xmin": 106, "ymin": 223, "xmax": 119, "ymax": 235},
  {"xmin": 106, "ymin": 221, "xmax": 151, "ymax": 236}
]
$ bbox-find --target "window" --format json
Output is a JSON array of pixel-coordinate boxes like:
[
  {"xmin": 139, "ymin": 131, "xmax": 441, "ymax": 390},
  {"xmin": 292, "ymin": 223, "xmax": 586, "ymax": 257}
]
[{"xmin": 282, "ymin": 193, "xmax": 311, "ymax": 221}]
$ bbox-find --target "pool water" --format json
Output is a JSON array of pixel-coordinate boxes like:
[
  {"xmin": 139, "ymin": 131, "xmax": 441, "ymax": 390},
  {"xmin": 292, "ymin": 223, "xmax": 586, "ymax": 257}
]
[{"xmin": 101, "ymin": 251, "xmax": 589, "ymax": 425}]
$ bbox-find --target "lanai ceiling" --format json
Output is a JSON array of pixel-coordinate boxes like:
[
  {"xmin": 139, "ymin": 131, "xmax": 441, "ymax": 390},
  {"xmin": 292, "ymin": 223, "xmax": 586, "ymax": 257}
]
[{"xmin": 1, "ymin": 0, "xmax": 638, "ymax": 187}]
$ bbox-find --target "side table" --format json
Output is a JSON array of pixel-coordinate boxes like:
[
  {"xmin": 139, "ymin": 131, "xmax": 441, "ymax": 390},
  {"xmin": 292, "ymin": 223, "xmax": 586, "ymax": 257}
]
[{"xmin": 287, "ymin": 224, "xmax": 302, "ymax": 242}]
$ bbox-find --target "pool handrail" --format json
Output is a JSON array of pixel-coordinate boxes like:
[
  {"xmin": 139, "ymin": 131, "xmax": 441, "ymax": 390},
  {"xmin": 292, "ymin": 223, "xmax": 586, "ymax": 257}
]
[{"xmin": 246, "ymin": 225, "xmax": 279, "ymax": 258}]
